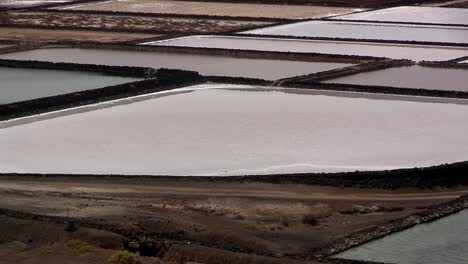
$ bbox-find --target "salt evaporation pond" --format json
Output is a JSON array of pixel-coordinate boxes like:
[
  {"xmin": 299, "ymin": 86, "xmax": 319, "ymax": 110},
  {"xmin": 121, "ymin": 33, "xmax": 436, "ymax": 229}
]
[
  {"xmin": 0, "ymin": 67, "xmax": 140, "ymax": 105},
  {"xmin": 324, "ymin": 65, "xmax": 468, "ymax": 92},
  {"xmin": 142, "ymin": 36, "xmax": 468, "ymax": 62},
  {"xmin": 334, "ymin": 6, "xmax": 468, "ymax": 25},
  {"xmin": 2, "ymin": 84, "xmax": 468, "ymax": 176},
  {"xmin": 0, "ymin": 48, "xmax": 350, "ymax": 80},
  {"xmin": 336, "ymin": 210, "xmax": 468, "ymax": 264},
  {"xmin": 0, "ymin": 0, "xmax": 72, "ymax": 8},
  {"xmin": 243, "ymin": 21, "xmax": 468, "ymax": 44}
]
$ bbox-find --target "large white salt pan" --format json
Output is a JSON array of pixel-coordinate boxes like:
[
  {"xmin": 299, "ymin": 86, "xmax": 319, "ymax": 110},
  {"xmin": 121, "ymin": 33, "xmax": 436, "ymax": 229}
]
[{"xmin": 1, "ymin": 84, "xmax": 468, "ymax": 176}]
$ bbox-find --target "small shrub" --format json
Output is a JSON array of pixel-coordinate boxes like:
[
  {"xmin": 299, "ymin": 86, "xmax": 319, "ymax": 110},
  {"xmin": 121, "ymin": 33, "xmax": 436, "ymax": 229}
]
[
  {"xmin": 302, "ymin": 215, "xmax": 319, "ymax": 226},
  {"xmin": 108, "ymin": 250, "xmax": 143, "ymax": 264},
  {"xmin": 66, "ymin": 239, "xmax": 95, "ymax": 253}
]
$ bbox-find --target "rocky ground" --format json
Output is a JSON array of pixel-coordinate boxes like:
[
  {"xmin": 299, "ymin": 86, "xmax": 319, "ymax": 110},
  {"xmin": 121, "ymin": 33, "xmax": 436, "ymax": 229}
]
[{"xmin": 0, "ymin": 176, "xmax": 466, "ymax": 264}]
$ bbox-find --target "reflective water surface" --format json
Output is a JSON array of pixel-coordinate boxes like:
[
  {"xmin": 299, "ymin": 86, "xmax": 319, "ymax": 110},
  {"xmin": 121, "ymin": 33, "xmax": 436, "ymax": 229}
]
[
  {"xmin": 0, "ymin": 67, "xmax": 139, "ymax": 104},
  {"xmin": 337, "ymin": 210, "xmax": 468, "ymax": 264},
  {"xmin": 0, "ymin": 48, "xmax": 352, "ymax": 80},
  {"xmin": 324, "ymin": 65, "xmax": 468, "ymax": 92}
]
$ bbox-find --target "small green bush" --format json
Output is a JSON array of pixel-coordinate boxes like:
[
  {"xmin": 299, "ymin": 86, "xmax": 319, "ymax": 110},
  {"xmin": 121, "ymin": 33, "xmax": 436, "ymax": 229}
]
[
  {"xmin": 108, "ymin": 250, "xmax": 143, "ymax": 264},
  {"xmin": 66, "ymin": 239, "xmax": 95, "ymax": 253}
]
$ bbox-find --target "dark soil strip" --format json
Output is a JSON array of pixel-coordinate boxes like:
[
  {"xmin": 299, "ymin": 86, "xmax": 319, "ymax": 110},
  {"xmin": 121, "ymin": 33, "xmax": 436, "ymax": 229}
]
[
  {"xmin": 0, "ymin": 23, "xmax": 223, "ymax": 35},
  {"xmin": 2, "ymin": 161, "xmax": 468, "ymax": 189},
  {"xmin": 153, "ymin": 0, "xmax": 447, "ymax": 8},
  {"xmin": 2, "ymin": 42, "xmax": 377, "ymax": 63},
  {"xmin": 38, "ymin": 8, "xmax": 293, "ymax": 23},
  {"xmin": 419, "ymin": 60, "xmax": 468, "ymax": 68},
  {"xmin": 273, "ymin": 59, "xmax": 413, "ymax": 85},
  {"xmin": 284, "ymin": 82, "xmax": 468, "ymax": 99}
]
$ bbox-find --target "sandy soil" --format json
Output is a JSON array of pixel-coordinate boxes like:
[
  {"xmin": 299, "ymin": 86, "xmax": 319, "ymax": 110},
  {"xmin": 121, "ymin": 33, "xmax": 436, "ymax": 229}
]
[
  {"xmin": 0, "ymin": 27, "xmax": 157, "ymax": 43},
  {"xmin": 57, "ymin": 0, "xmax": 364, "ymax": 19},
  {"xmin": 0, "ymin": 11, "xmax": 271, "ymax": 33},
  {"xmin": 0, "ymin": 176, "xmax": 465, "ymax": 263}
]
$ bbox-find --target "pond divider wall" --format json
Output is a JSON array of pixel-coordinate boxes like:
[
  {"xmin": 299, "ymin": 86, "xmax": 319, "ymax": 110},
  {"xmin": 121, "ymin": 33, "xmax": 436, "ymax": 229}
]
[
  {"xmin": 0, "ymin": 61, "xmax": 203, "ymax": 120},
  {"xmin": 5, "ymin": 43, "xmax": 378, "ymax": 63},
  {"xmin": 324, "ymin": 18, "xmax": 468, "ymax": 28},
  {"xmin": 273, "ymin": 59, "xmax": 412, "ymax": 86},
  {"xmin": 143, "ymin": 0, "xmax": 445, "ymax": 8},
  {"xmin": 284, "ymin": 82, "xmax": 468, "ymax": 99}
]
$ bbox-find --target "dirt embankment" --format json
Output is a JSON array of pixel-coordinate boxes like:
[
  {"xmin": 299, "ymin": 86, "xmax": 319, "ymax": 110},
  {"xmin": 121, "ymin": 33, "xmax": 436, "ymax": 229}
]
[
  {"xmin": 0, "ymin": 11, "xmax": 272, "ymax": 34},
  {"xmin": 0, "ymin": 176, "xmax": 466, "ymax": 264}
]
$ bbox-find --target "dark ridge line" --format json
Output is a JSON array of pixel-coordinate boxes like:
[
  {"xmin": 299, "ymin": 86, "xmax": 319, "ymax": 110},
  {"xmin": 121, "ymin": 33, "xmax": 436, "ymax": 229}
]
[
  {"xmin": 37, "ymin": 8, "xmax": 293, "ymax": 23},
  {"xmin": 446, "ymin": 55, "xmax": 468, "ymax": 63},
  {"xmin": 133, "ymin": 43, "xmax": 388, "ymax": 62},
  {"xmin": 122, "ymin": 34, "xmax": 192, "ymax": 45},
  {"xmin": 12, "ymin": 42, "xmax": 377, "ymax": 63},
  {"xmin": 284, "ymin": 81, "xmax": 468, "ymax": 100},
  {"xmin": 419, "ymin": 60, "xmax": 468, "ymax": 68},
  {"xmin": 273, "ymin": 59, "xmax": 414, "ymax": 86},
  {"xmin": 2, "ymin": 160, "xmax": 468, "ymax": 189},
  {"xmin": 135, "ymin": 0, "xmax": 448, "ymax": 8},
  {"xmin": 238, "ymin": 33, "xmax": 468, "ymax": 48},
  {"xmin": 324, "ymin": 18, "xmax": 468, "ymax": 28},
  {"xmin": 0, "ymin": 24, "xmax": 237, "ymax": 35}
]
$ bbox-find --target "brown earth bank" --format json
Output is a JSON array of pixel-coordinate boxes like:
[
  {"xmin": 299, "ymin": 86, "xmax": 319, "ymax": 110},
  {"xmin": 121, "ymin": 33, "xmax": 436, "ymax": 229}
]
[
  {"xmin": 0, "ymin": 175, "xmax": 467, "ymax": 264},
  {"xmin": 0, "ymin": 27, "xmax": 158, "ymax": 44},
  {"xmin": 0, "ymin": 11, "xmax": 272, "ymax": 34}
]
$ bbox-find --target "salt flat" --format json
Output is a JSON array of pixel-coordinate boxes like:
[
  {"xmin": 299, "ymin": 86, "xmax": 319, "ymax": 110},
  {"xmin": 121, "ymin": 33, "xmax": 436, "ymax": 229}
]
[
  {"xmin": 143, "ymin": 36, "xmax": 468, "ymax": 61},
  {"xmin": 0, "ymin": 48, "xmax": 352, "ymax": 80},
  {"xmin": 324, "ymin": 65, "xmax": 468, "ymax": 91},
  {"xmin": 1, "ymin": 84, "xmax": 468, "ymax": 176},
  {"xmin": 333, "ymin": 6, "xmax": 468, "ymax": 25},
  {"xmin": 243, "ymin": 21, "xmax": 468, "ymax": 44}
]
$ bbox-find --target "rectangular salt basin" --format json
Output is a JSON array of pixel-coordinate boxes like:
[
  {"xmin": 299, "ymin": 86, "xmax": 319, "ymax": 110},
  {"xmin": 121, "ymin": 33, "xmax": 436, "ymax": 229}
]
[
  {"xmin": 243, "ymin": 21, "xmax": 468, "ymax": 44},
  {"xmin": 0, "ymin": 48, "xmax": 353, "ymax": 80},
  {"xmin": 58, "ymin": 0, "xmax": 364, "ymax": 19},
  {"xmin": 2, "ymin": 84, "xmax": 468, "ymax": 176},
  {"xmin": 0, "ymin": 67, "xmax": 140, "ymax": 105},
  {"xmin": 333, "ymin": 6, "xmax": 468, "ymax": 25},
  {"xmin": 0, "ymin": 0, "xmax": 71, "ymax": 8},
  {"xmin": 324, "ymin": 65, "xmax": 468, "ymax": 92},
  {"xmin": 142, "ymin": 36, "xmax": 468, "ymax": 62},
  {"xmin": 336, "ymin": 210, "xmax": 468, "ymax": 264}
]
